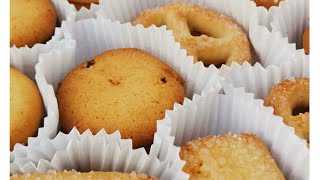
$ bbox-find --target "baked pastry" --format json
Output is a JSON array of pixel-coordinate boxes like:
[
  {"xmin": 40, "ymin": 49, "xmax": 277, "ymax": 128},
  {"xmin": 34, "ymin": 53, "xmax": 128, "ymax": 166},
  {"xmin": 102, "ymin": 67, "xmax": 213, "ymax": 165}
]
[
  {"xmin": 11, "ymin": 171, "xmax": 157, "ymax": 179},
  {"xmin": 264, "ymin": 78, "xmax": 309, "ymax": 143},
  {"xmin": 253, "ymin": 0, "xmax": 284, "ymax": 9},
  {"xmin": 303, "ymin": 27, "xmax": 309, "ymax": 55},
  {"xmin": 10, "ymin": 67, "xmax": 43, "ymax": 150},
  {"xmin": 10, "ymin": 0, "xmax": 57, "ymax": 48},
  {"xmin": 58, "ymin": 48, "xmax": 185, "ymax": 148},
  {"xmin": 180, "ymin": 134, "xmax": 284, "ymax": 179},
  {"xmin": 132, "ymin": 2, "xmax": 252, "ymax": 67},
  {"xmin": 68, "ymin": 0, "xmax": 98, "ymax": 10}
]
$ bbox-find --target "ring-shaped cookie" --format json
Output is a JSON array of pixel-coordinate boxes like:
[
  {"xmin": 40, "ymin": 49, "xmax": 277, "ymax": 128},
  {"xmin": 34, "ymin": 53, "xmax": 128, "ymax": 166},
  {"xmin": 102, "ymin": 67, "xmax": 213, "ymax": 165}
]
[
  {"xmin": 264, "ymin": 78, "xmax": 309, "ymax": 143},
  {"xmin": 132, "ymin": 2, "xmax": 252, "ymax": 67}
]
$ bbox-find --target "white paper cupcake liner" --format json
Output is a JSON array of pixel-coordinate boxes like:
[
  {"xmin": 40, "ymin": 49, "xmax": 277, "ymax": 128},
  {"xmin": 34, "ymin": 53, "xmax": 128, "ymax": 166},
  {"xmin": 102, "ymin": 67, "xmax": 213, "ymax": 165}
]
[
  {"xmin": 11, "ymin": 128, "xmax": 124, "ymax": 172},
  {"xmin": 10, "ymin": 42, "xmax": 77, "ymax": 172},
  {"xmin": 10, "ymin": 32, "xmax": 75, "ymax": 81},
  {"xmin": 97, "ymin": 0, "xmax": 269, "ymax": 64},
  {"xmin": 10, "ymin": 0, "xmax": 99, "ymax": 79},
  {"xmin": 247, "ymin": 0, "xmax": 309, "ymax": 67},
  {"xmin": 51, "ymin": 0, "xmax": 77, "ymax": 22},
  {"xmin": 10, "ymin": 0, "xmax": 77, "ymax": 61},
  {"xmin": 154, "ymin": 92, "xmax": 309, "ymax": 179},
  {"xmin": 34, "ymin": 16, "xmax": 221, "ymax": 141},
  {"xmin": 219, "ymin": 56, "xmax": 309, "ymax": 100},
  {"xmin": 23, "ymin": 17, "xmax": 221, "ymax": 177},
  {"xmin": 10, "ymin": 128, "xmax": 189, "ymax": 179},
  {"xmin": 10, "ymin": 34, "xmax": 76, "ymax": 153},
  {"xmin": 95, "ymin": 0, "xmax": 311, "ymax": 67},
  {"xmin": 73, "ymin": 4, "xmax": 100, "ymax": 20},
  {"xmin": 270, "ymin": 0, "xmax": 309, "ymax": 49},
  {"xmin": 249, "ymin": 25, "xmax": 308, "ymax": 66},
  {"xmin": 46, "ymin": 17, "xmax": 222, "ymax": 96},
  {"xmin": 10, "ymin": 0, "xmax": 77, "ymax": 83}
]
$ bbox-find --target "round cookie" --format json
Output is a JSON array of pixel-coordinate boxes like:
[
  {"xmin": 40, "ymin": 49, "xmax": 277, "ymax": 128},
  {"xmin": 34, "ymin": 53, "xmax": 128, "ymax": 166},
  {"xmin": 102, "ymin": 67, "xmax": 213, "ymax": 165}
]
[
  {"xmin": 10, "ymin": 67, "xmax": 43, "ymax": 150},
  {"xmin": 303, "ymin": 27, "xmax": 309, "ymax": 55},
  {"xmin": 58, "ymin": 48, "xmax": 185, "ymax": 148},
  {"xmin": 10, "ymin": 0, "xmax": 57, "ymax": 48}
]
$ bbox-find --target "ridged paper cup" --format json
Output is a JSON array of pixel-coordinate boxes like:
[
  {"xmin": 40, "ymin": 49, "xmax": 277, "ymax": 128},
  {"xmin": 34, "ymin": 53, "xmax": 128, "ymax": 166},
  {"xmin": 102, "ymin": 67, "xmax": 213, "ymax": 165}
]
[
  {"xmin": 10, "ymin": 0, "xmax": 77, "ymax": 70},
  {"xmin": 97, "ymin": 0, "xmax": 309, "ymax": 67},
  {"xmin": 42, "ymin": 17, "xmax": 222, "ymax": 96},
  {"xmin": 219, "ymin": 57, "xmax": 309, "ymax": 100},
  {"xmin": 10, "ymin": 129, "xmax": 189, "ymax": 179},
  {"xmin": 10, "ymin": 0, "xmax": 77, "ymax": 147},
  {"xmin": 10, "ymin": 33, "xmax": 76, "ymax": 152},
  {"xmin": 270, "ymin": 0, "xmax": 309, "ymax": 50},
  {"xmin": 97, "ymin": 0, "xmax": 269, "ymax": 64},
  {"xmin": 11, "ymin": 17, "xmax": 222, "ymax": 178},
  {"xmin": 51, "ymin": 0, "xmax": 77, "ymax": 22},
  {"xmin": 72, "ymin": 3, "xmax": 101, "ymax": 21},
  {"xmin": 10, "ymin": 0, "xmax": 101, "ymax": 79},
  {"xmin": 154, "ymin": 91, "xmax": 309, "ymax": 179},
  {"xmin": 248, "ymin": 0, "xmax": 309, "ymax": 66},
  {"xmin": 249, "ymin": 25, "xmax": 308, "ymax": 66}
]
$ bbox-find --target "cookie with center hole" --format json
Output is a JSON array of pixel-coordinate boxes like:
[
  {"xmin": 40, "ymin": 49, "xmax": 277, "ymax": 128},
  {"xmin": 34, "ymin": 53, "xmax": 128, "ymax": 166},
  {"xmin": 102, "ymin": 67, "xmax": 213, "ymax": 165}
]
[{"xmin": 264, "ymin": 78, "xmax": 309, "ymax": 143}]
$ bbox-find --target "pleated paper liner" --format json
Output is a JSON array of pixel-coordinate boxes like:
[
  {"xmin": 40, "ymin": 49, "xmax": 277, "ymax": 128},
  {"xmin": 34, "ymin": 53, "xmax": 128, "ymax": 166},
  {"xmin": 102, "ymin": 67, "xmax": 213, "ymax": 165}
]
[
  {"xmin": 219, "ymin": 56, "xmax": 309, "ymax": 100},
  {"xmin": 249, "ymin": 0, "xmax": 309, "ymax": 67},
  {"xmin": 270, "ymin": 0, "xmax": 309, "ymax": 50},
  {"xmin": 11, "ymin": 17, "xmax": 222, "ymax": 177},
  {"xmin": 45, "ymin": 17, "xmax": 222, "ymax": 96},
  {"xmin": 10, "ymin": 0, "xmax": 77, "ymax": 148},
  {"xmin": 154, "ymin": 92, "xmax": 309, "ymax": 179},
  {"xmin": 10, "ymin": 128, "xmax": 189, "ymax": 179},
  {"xmin": 72, "ymin": 3, "xmax": 101, "ymax": 20},
  {"xmin": 10, "ymin": 0, "xmax": 102, "ymax": 79},
  {"xmin": 10, "ymin": 0, "xmax": 76, "ymax": 73},
  {"xmin": 10, "ymin": 35, "xmax": 76, "ymax": 155},
  {"xmin": 10, "ymin": 44, "xmax": 77, "ymax": 172},
  {"xmin": 249, "ymin": 24, "xmax": 308, "ymax": 66},
  {"xmin": 36, "ymin": 16, "xmax": 221, "ymax": 155},
  {"xmin": 96, "ymin": 0, "xmax": 269, "ymax": 65}
]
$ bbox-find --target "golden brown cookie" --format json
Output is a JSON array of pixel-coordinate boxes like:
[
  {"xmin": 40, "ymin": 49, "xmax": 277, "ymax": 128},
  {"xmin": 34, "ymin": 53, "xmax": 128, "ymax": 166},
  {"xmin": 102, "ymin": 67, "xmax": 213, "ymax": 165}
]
[
  {"xmin": 10, "ymin": 67, "xmax": 43, "ymax": 150},
  {"xmin": 253, "ymin": 0, "xmax": 284, "ymax": 9},
  {"xmin": 11, "ymin": 171, "xmax": 157, "ymax": 180},
  {"xmin": 303, "ymin": 27, "xmax": 309, "ymax": 55},
  {"xmin": 58, "ymin": 48, "xmax": 185, "ymax": 148},
  {"xmin": 180, "ymin": 134, "xmax": 284, "ymax": 179},
  {"xmin": 132, "ymin": 2, "xmax": 252, "ymax": 67},
  {"xmin": 68, "ymin": 0, "xmax": 98, "ymax": 10},
  {"xmin": 264, "ymin": 78, "xmax": 309, "ymax": 143},
  {"xmin": 10, "ymin": 0, "xmax": 57, "ymax": 48}
]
